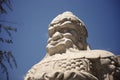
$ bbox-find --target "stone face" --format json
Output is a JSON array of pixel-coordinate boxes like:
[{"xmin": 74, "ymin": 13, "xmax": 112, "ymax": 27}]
[
  {"xmin": 47, "ymin": 11, "xmax": 88, "ymax": 56},
  {"xmin": 24, "ymin": 11, "xmax": 120, "ymax": 80}
]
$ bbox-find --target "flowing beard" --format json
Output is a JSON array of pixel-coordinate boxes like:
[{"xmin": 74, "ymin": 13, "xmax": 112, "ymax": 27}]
[{"xmin": 46, "ymin": 38, "xmax": 73, "ymax": 56}]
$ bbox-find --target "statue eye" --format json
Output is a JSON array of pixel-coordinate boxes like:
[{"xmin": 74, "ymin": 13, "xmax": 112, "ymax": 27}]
[
  {"xmin": 70, "ymin": 30, "xmax": 75, "ymax": 34},
  {"xmin": 59, "ymin": 29, "xmax": 69, "ymax": 33},
  {"xmin": 63, "ymin": 29, "xmax": 68, "ymax": 33}
]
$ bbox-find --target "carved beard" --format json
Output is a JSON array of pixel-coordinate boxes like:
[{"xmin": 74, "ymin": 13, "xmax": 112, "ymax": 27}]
[{"xmin": 46, "ymin": 32, "xmax": 78, "ymax": 56}]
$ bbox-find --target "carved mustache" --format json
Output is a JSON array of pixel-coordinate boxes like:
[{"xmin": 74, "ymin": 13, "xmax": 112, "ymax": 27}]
[{"xmin": 48, "ymin": 32, "xmax": 76, "ymax": 44}]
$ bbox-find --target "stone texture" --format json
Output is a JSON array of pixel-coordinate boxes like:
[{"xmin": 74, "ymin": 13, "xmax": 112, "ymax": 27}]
[{"xmin": 24, "ymin": 11, "xmax": 120, "ymax": 80}]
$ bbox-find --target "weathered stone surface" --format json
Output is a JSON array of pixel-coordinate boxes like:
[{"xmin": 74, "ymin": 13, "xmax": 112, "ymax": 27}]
[{"xmin": 24, "ymin": 11, "xmax": 120, "ymax": 80}]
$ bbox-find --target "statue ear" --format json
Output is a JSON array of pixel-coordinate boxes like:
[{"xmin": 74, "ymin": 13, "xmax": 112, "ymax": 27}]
[{"xmin": 87, "ymin": 44, "xmax": 91, "ymax": 50}]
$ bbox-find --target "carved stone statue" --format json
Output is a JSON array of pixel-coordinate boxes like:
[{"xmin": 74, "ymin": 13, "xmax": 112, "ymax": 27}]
[{"xmin": 24, "ymin": 11, "xmax": 120, "ymax": 80}]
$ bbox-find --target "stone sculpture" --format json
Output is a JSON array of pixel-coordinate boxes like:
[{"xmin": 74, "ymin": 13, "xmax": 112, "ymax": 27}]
[{"xmin": 24, "ymin": 11, "xmax": 120, "ymax": 80}]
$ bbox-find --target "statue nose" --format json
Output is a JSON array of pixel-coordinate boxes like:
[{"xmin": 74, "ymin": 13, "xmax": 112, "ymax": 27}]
[{"xmin": 52, "ymin": 32, "xmax": 63, "ymax": 41}]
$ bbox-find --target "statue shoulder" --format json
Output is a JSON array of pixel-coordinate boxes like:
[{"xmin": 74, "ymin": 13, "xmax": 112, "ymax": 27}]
[
  {"xmin": 91, "ymin": 50, "xmax": 115, "ymax": 58},
  {"xmin": 42, "ymin": 50, "xmax": 115, "ymax": 62}
]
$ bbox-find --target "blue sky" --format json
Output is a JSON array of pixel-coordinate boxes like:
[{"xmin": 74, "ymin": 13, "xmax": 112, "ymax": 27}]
[{"xmin": 1, "ymin": 0, "xmax": 120, "ymax": 80}]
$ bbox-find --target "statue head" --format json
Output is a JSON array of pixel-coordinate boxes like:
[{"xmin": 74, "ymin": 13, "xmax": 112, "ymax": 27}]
[{"xmin": 46, "ymin": 11, "xmax": 88, "ymax": 56}]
